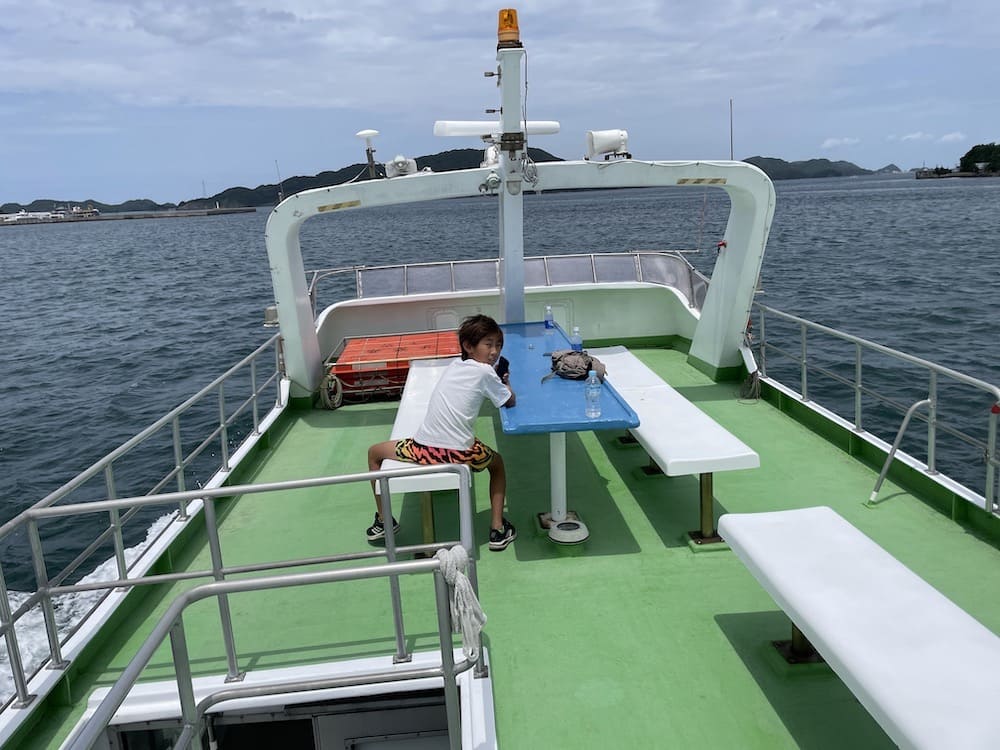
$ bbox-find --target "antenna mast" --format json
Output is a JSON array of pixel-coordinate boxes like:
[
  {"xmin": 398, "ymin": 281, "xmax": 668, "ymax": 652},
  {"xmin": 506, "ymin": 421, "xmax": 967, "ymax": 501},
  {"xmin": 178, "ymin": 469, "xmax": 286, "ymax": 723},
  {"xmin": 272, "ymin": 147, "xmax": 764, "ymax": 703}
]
[
  {"xmin": 729, "ymin": 98, "xmax": 734, "ymax": 160},
  {"xmin": 356, "ymin": 130, "xmax": 379, "ymax": 179},
  {"xmin": 275, "ymin": 160, "xmax": 285, "ymax": 202}
]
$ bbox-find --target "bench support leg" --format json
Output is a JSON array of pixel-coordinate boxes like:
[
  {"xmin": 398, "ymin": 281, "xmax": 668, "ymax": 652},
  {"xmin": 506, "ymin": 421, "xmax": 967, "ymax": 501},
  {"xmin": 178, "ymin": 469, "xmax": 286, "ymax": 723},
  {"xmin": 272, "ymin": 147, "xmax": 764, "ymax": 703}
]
[
  {"xmin": 616, "ymin": 431, "xmax": 639, "ymax": 446},
  {"xmin": 791, "ymin": 624, "xmax": 813, "ymax": 658},
  {"xmin": 773, "ymin": 623, "xmax": 824, "ymax": 665},
  {"xmin": 687, "ymin": 473, "xmax": 722, "ymax": 544},
  {"xmin": 641, "ymin": 457, "xmax": 663, "ymax": 476},
  {"xmin": 700, "ymin": 473, "xmax": 714, "ymax": 537}
]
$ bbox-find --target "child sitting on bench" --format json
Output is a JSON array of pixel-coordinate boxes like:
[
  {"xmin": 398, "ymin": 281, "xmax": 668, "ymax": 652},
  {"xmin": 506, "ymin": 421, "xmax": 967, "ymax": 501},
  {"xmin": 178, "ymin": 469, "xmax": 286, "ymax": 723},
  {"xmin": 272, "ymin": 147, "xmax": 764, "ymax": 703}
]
[{"xmin": 366, "ymin": 314, "xmax": 518, "ymax": 550}]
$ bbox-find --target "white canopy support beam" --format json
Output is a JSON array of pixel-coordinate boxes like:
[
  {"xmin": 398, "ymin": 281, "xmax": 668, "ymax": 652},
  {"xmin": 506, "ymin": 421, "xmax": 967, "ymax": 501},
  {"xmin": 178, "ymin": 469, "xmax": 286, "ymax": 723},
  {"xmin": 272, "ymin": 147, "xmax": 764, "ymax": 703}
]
[
  {"xmin": 433, "ymin": 120, "xmax": 559, "ymax": 138},
  {"xmin": 264, "ymin": 168, "xmax": 492, "ymax": 397},
  {"xmin": 265, "ymin": 159, "xmax": 774, "ymax": 396}
]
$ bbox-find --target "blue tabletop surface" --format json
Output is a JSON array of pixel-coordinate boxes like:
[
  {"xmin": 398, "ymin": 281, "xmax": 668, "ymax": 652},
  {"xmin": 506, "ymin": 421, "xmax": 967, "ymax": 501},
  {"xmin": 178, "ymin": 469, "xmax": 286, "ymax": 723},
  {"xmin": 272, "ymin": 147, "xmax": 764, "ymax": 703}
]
[{"xmin": 498, "ymin": 321, "xmax": 640, "ymax": 435}]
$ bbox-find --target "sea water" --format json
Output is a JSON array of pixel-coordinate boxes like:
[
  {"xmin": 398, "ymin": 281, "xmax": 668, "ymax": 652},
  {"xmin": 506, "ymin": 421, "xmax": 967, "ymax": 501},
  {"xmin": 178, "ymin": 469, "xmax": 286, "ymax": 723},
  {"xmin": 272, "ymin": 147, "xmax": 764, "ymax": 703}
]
[{"xmin": 1, "ymin": 174, "xmax": 999, "ymax": 694}]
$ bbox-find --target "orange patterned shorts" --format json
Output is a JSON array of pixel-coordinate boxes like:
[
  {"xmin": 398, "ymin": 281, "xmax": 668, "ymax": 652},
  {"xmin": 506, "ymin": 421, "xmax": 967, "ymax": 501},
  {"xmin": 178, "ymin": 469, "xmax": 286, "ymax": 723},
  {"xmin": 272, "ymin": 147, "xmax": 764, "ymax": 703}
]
[{"xmin": 395, "ymin": 438, "xmax": 496, "ymax": 473}]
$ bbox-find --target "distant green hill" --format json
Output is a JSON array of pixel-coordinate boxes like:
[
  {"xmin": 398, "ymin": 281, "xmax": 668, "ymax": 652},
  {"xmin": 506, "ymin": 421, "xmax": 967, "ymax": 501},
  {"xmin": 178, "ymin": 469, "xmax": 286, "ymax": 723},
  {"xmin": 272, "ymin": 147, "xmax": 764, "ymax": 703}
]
[
  {"xmin": 0, "ymin": 198, "xmax": 173, "ymax": 214},
  {"xmin": 177, "ymin": 148, "xmax": 562, "ymax": 210},
  {"xmin": 958, "ymin": 143, "xmax": 1000, "ymax": 172},
  {"xmin": 0, "ymin": 148, "xmax": 561, "ymax": 214},
  {"xmin": 3, "ymin": 149, "xmax": 902, "ymax": 214},
  {"xmin": 742, "ymin": 156, "xmax": 875, "ymax": 180}
]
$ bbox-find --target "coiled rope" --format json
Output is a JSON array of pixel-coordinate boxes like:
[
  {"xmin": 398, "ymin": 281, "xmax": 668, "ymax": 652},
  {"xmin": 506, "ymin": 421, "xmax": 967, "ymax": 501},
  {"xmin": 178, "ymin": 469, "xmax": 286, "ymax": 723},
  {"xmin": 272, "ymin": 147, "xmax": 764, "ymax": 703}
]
[
  {"xmin": 319, "ymin": 371, "xmax": 343, "ymax": 409},
  {"xmin": 434, "ymin": 546, "xmax": 486, "ymax": 658}
]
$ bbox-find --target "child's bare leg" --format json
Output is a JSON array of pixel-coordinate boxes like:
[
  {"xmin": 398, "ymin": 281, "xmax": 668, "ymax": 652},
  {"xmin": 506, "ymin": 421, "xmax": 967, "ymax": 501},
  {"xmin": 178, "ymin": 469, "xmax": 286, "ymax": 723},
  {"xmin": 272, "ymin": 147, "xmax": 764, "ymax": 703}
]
[
  {"xmin": 486, "ymin": 452, "xmax": 507, "ymax": 531},
  {"xmin": 368, "ymin": 441, "xmax": 398, "ymax": 518}
]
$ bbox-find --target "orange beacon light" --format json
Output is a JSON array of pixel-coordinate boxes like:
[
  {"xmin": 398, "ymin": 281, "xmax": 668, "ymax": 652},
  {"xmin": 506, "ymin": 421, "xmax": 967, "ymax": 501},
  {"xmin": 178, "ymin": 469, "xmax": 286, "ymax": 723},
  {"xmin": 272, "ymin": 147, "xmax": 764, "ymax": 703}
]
[{"xmin": 497, "ymin": 9, "xmax": 521, "ymax": 47}]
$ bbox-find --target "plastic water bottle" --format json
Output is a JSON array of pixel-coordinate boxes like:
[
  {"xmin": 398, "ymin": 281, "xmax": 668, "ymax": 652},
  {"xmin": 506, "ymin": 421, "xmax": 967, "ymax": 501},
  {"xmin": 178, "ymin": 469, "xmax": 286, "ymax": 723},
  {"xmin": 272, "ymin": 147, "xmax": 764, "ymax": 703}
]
[
  {"xmin": 543, "ymin": 305, "xmax": 555, "ymax": 329},
  {"xmin": 570, "ymin": 326, "xmax": 583, "ymax": 352},
  {"xmin": 585, "ymin": 370, "xmax": 602, "ymax": 418}
]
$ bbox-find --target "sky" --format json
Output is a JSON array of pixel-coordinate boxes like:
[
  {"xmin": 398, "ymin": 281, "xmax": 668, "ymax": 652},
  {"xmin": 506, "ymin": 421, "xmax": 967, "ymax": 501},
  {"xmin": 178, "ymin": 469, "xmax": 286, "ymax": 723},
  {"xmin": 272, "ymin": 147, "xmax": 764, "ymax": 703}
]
[{"xmin": 2, "ymin": 0, "xmax": 998, "ymax": 205}]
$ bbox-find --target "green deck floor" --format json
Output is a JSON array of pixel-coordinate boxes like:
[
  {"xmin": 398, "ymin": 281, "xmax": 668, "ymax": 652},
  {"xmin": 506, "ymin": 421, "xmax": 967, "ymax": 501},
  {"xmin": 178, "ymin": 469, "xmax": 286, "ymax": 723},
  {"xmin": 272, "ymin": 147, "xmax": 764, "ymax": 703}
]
[{"xmin": 23, "ymin": 348, "xmax": 1000, "ymax": 749}]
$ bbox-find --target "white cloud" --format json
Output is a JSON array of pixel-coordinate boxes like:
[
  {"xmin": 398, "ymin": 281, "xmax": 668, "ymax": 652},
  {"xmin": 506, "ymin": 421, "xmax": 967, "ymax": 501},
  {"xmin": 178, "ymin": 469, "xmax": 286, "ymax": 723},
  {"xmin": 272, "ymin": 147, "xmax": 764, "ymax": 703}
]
[
  {"xmin": 938, "ymin": 131, "xmax": 966, "ymax": 143},
  {"xmin": 0, "ymin": 0, "xmax": 987, "ymax": 112},
  {"xmin": 821, "ymin": 137, "xmax": 860, "ymax": 149},
  {"xmin": 3, "ymin": 0, "xmax": 1000, "ymax": 201}
]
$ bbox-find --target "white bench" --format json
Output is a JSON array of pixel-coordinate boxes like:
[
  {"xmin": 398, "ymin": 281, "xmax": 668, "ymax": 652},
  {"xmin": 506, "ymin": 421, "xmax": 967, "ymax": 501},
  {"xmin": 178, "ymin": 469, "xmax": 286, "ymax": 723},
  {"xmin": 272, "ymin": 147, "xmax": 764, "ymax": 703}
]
[
  {"xmin": 590, "ymin": 346, "xmax": 759, "ymax": 540},
  {"xmin": 376, "ymin": 358, "xmax": 464, "ymax": 540},
  {"xmin": 719, "ymin": 506, "xmax": 1000, "ymax": 750}
]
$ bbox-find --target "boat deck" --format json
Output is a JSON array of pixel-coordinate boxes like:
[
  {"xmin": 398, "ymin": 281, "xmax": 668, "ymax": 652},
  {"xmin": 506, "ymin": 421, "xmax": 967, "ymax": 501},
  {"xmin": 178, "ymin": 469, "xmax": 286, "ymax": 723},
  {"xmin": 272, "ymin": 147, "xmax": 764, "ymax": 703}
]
[{"xmin": 24, "ymin": 347, "xmax": 1000, "ymax": 749}]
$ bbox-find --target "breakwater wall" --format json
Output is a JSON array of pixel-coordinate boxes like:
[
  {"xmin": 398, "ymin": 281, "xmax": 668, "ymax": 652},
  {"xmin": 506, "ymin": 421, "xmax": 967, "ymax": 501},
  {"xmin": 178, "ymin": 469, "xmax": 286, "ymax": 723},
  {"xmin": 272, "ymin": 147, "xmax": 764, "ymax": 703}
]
[{"xmin": 0, "ymin": 207, "xmax": 257, "ymax": 226}]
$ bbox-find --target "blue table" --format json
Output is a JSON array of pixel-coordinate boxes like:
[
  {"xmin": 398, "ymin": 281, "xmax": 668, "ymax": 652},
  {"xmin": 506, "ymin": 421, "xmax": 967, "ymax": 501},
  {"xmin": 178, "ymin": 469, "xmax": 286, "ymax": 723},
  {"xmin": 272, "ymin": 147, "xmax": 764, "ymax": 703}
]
[{"xmin": 499, "ymin": 322, "xmax": 639, "ymax": 537}]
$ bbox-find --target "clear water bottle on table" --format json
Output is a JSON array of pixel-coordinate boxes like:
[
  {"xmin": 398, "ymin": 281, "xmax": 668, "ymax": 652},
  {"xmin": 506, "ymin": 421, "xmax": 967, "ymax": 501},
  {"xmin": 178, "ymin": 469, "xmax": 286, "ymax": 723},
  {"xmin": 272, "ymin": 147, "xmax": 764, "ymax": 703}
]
[
  {"xmin": 570, "ymin": 325, "xmax": 583, "ymax": 352},
  {"xmin": 585, "ymin": 369, "xmax": 602, "ymax": 418}
]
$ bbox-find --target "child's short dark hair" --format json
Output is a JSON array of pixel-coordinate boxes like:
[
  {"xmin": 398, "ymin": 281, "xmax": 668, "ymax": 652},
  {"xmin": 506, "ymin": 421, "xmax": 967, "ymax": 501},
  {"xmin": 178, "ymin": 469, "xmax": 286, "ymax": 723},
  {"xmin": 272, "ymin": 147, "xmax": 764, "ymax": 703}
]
[{"xmin": 458, "ymin": 315, "xmax": 503, "ymax": 359}]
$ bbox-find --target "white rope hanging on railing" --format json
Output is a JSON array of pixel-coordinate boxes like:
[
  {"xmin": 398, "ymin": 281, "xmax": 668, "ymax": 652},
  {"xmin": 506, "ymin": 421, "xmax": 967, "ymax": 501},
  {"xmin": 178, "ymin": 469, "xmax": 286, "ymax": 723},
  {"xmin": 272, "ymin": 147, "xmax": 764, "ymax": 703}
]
[{"xmin": 435, "ymin": 546, "xmax": 486, "ymax": 658}]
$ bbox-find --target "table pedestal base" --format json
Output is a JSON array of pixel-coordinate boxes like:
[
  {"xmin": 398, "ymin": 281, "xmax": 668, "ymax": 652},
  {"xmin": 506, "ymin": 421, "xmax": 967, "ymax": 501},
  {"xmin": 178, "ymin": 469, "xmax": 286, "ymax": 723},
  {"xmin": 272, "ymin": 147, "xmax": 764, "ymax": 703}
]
[
  {"xmin": 537, "ymin": 511, "xmax": 589, "ymax": 544},
  {"xmin": 537, "ymin": 510, "xmax": 580, "ymax": 529}
]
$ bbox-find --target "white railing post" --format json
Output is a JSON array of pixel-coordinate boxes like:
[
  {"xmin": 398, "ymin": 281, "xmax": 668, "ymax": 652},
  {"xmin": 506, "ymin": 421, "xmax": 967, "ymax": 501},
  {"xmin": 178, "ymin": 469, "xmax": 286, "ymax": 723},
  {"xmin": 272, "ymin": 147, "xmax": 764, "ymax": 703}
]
[
  {"xmin": 799, "ymin": 323, "xmax": 808, "ymax": 401},
  {"xmin": 987, "ymin": 405, "xmax": 998, "ymax": 511},
  {"xmin": 201, "ymin": 497, "xmax": 243, "ymax": 682},
  {"xmin": 168, "ymin": 617, "xmax": 203, "ymax": 749},
  {"xmin": 218, "ymin": 385, "xmax": 230, "ymax": 472},
  {"xmin": 434, "ymin": 570, "xmax": 462, "ymax": 750},
  {"xmin": 0, "ymin": 562, "xmax": 33, "ymax": 707},
  {"xmin": 172, "ymin": 416, "xmax": 188, "ymax": 519},
  {"xmin": 927, "ymin": 372, "xmax": 938, "ymax": 474},
  {"xmin": 104, "ymin": 465, "xmax": 128, "ymax": 582},
  {"xmin": 26, "ymin": 521, "xmax": 66, "ymax": 669},
  {"xmin": 379, "ymin": 481, "xmax": 410, "ymax": 664},
  {"xmin": 854, "ymin": 343, "xmax": 863, "ymax": 431}
]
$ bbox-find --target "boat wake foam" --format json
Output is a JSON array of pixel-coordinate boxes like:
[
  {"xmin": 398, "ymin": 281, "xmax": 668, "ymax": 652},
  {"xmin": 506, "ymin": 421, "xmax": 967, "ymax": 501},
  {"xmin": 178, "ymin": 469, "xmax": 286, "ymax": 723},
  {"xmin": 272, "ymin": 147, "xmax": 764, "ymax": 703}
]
[{"xmin": 0, "ymin": 515, "xmax": 174, "ymax": 703}]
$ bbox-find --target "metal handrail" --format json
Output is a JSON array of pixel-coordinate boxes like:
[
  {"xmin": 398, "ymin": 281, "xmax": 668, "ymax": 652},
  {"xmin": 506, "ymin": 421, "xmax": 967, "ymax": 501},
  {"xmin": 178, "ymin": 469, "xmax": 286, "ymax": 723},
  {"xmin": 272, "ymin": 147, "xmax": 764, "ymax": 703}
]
[
  {"xmin": 1, "ymin": 459, "xmax": 475, "ymax": 714},
  {"xmin": 307, "ymin": 264, "xmax": 368, "ymax": 318},
  {"xmin": 0, "ymin": 335, "xmax": 286, "ymax": 676},
  {"xmin": 869, "ymin": 399, "xmax": 932, "ymax": 504},
  {"xmin": 306, "ymin": 251, "xmax": 709, "ymax": 316},
  {"xmin": 0, "ymin": 334, "xmax": 284, "ymax": 526},
  {"xmin": 67, "ymin": 555, "xmax": 475, "ymax": 750},
  {"xmin": 755, "ymin": 303, "xmax": 1000, "ymax": 509}
]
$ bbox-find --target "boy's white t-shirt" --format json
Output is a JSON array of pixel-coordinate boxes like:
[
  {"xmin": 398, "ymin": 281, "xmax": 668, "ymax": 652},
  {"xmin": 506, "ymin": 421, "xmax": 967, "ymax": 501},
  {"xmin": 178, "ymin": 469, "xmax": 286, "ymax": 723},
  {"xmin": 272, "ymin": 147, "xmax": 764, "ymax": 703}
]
[{"xmin": 413, "ymin": 358, "xmax": 511, "ymax": 450}]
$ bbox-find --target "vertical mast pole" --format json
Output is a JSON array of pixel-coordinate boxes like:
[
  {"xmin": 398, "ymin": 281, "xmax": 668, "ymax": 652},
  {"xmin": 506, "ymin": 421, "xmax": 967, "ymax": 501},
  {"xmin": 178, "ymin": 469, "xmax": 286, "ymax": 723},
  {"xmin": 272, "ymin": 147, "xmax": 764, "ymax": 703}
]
[
  {"xmin": 497, "ymin": 11, "xmax": 526, "ymax": 324},
  {"xmin": 730, "ymin": 98, "xmax": 734, "ymax": 160}
]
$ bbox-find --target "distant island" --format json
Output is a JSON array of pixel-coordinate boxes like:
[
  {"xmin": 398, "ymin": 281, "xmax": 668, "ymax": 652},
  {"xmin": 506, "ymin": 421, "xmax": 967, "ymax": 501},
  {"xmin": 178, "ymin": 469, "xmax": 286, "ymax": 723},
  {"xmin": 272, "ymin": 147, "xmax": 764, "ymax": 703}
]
[
  {"xmin": 21, "ymin": 144, "xmax": 1000, "ymax": 215},
  {"xmin": 743, "ymin": 157, "xmax": 901, "ymax": 180},
  {"xmin": 913, "ymin": 142, "xmax": 1000, "ymax": 179},
  {"xmin": 174, "ymin": 148, "xmax": 563, "ymax": 211},
  {"xmin": 0, "ymin": 148, "xmax": 561, "ymax": 215}
]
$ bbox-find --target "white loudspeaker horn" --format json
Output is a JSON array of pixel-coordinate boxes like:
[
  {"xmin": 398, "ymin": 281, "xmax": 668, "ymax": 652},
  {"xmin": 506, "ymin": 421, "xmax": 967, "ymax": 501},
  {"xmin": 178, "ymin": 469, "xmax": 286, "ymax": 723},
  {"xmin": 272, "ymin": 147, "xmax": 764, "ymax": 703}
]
[
  {"xmin": 586, "ymin": 129, "xmax": 629, "ymax": 159},
  {"xmin": 481, "ymin": 144, "xmax": 500, "ymax": 168},
  {"xmin": 386, "ymin": 155, "xmax": 418, "ymax": 178}
]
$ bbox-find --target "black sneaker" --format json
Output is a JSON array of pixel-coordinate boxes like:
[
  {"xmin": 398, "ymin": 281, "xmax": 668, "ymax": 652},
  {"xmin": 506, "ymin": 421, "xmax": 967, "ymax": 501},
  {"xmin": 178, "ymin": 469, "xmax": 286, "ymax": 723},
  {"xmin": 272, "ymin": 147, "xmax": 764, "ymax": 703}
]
[
  {"xmin": 489, "ymin": 518, "xmax": 517, "ymax": 551},
  {"xmin": 366, "ymin": 513, "xmax": 400, "ymax": 541}
]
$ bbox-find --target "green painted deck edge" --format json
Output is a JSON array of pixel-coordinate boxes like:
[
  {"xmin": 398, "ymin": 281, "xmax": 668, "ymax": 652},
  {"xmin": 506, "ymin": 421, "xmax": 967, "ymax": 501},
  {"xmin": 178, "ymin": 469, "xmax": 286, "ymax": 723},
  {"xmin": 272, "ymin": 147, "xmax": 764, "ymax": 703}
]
[
  {"xmin": 584, "ymin": 334, "xmax": 686, "ymax": 351},
  {"xmin": 686, "ymin": 354, "xmax": 745, "ymax": 383},
  {"xmin": 760, "ymin": 381, "xmax": 1000, "ymax": 546},
  {"xmin": 589, "ymin": 333, "xmax": 750, "ymax": 383},
  {"xmin": 289, "ymin": 394, "xmax": 315, "ymax": 410}
]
